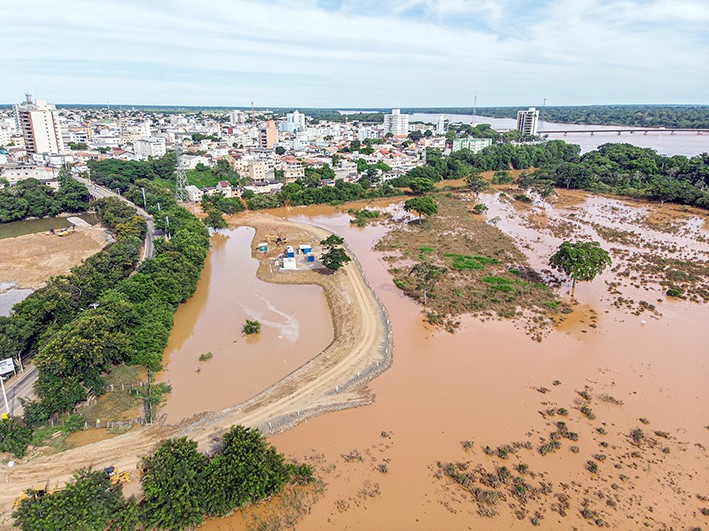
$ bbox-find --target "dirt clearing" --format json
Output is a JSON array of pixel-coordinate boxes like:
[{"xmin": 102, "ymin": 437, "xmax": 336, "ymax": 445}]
[{"xmin": 0, "ymin": 226, "xmax": 112, "ymax": 289}]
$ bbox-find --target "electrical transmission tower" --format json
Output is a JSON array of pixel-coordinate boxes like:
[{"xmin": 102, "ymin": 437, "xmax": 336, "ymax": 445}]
[{"xmin": 174, "ymin": 147, "xmax": 189, "ymax": 202}]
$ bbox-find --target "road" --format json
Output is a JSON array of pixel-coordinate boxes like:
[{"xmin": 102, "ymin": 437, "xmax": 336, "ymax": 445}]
[
  {"xmin": 2, "ymin": 179, "xmax": 158, "ymax": 418},
  {"xmin": 74, "ymin": 175, "xmax": 156, "ymax": 261},
  {"xmin": 2, "ymin": 366, "xmax": 37, "ymax": 416}
]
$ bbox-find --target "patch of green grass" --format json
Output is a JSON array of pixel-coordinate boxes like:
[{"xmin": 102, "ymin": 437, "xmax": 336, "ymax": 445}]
[
  {"xmin": 153, "ymin": 177, "xmax": 176, "ymax": 191},
  {"xmin": 481, "ymin": 276, "xmax": 514, "ymax": 292},
  {"xmin": 445, "ymin": 253, "xmax": 499, "ymax": 271},
  {"xmin": 187, "ymin": 169, "xmax": 220, "ymax": 188}
]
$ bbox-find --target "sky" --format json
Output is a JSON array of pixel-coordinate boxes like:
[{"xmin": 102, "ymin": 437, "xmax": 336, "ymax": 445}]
[{"xmin": 1, "ymin": 0, "xmax": 707, "ymax": 107}]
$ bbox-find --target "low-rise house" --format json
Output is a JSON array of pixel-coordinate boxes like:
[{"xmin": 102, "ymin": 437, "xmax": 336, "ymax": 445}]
[{"xmin": 185, "ymin": 185, "xmax": 203, "ymax": 202}]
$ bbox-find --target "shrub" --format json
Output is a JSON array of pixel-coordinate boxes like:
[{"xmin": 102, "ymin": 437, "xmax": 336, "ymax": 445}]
[
  {"xmin": 630, "ymin": 428, "xmax": 645, "ymax": 443},
  {"xmin": 0, "ymin": 416, "xmax": 33, "ymax": 458},
  {"xmin": 242, "ymin": 320, "xmax": 261, "ymax": 335},
  {"xmin": 198, "ymin": 352, "xmax": 213, "ymax": 362}
]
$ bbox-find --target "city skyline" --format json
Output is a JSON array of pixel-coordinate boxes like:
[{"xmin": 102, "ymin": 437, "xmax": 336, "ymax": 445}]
[{"xmin": 1, "ymin": 0, "xmax": 708, "ymax": 107}]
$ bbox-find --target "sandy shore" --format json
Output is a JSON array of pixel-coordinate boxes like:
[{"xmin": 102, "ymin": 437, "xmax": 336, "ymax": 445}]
[{"xmin": 0, "ymin": 213, "xmax": 391, "ymax": 524}]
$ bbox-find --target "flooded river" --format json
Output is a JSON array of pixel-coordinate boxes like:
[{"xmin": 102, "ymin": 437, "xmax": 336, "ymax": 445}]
[
  {"xmin": 411, "ymin": 113, "xmax": 709, "ymax": 156},
  {"xmin": 198, "ymin": 198, "xmax": 707, "ymax": 530},
  {"xmin": 159, "ymin": 226, "xmax": 333, "ymax": 423}
]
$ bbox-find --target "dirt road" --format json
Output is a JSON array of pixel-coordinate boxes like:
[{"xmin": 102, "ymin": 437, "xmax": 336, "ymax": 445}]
[{"xmin": 0, "ymin": 214, "xmax": 391, "ymax": 524}]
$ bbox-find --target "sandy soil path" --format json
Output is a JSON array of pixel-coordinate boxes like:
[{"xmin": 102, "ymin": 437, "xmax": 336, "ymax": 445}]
[
  {"xmin": 0, "ymin": 226, "xmax": 112, "ymax": 289},
  {"xmin": 0, "ymin": 214, "xmax": 391, "ymax": 524}
]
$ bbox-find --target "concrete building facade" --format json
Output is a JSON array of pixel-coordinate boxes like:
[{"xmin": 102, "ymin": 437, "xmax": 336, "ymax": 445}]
[
  {"xmin": 451, "ymin": 137, "xmax": 493, "ymax": 153},
  {"xmin": 383, "ymin": 109, "xmax": 409, "ymax": 137},
  {"xmin": 133, "ymin": 137, "xmax": 166, "ymax": 159},
  {"xmin": 259, "ymin": 120, "xmax": 279, "ymax": 149},
  {"xmin": 516, "ymin": 107, "xmax": 540, "ymax": 136},
  {"xmin": 15, "ymin": 95, "xmax": 65, "ymax": 155}
]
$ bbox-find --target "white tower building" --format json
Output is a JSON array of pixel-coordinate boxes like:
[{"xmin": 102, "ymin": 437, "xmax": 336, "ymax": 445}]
[
  {"xmin": 15, "ymin": 94, "xmax": 65, "ymax": 155},
  {"xmin": 516, "ymin": 107, "xmax": 540, "ymax": 136},
  {"xmin": 383, "ymin": 109, "xmax": 409, "ymax": 137}
]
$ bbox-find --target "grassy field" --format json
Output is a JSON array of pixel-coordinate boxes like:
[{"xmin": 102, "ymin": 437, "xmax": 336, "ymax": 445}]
[{"xmin": 376, "ymin": 193, "xmax": 562, "ymax": 338}]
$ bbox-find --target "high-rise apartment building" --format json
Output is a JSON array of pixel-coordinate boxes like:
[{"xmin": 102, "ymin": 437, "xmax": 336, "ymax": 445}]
[
  {"xmin": 229, "ymin": 110, "xmax": 246, "ymax": 124},
  {"xmin": 383, "ymin": 109, "xmax": 409, "ymax": 137},
  {"xmin": 259, "ymin": 120, "xmax": 279, "ymax": 149},
  {"xmin": 15, "ymin": 94, "xmax": 65, "ymax": 154},
  {"xmin": 516, "ymin": 107, "xmax": 540, "ymax": 136}
]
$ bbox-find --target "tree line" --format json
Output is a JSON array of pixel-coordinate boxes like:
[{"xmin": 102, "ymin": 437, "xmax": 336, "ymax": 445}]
[
  {"xmin": 12, "ymin": 425, "xmax": 314, "ymax": 531},
  {"xmin": 389, "ymin": 141, "xmax": 708, "ymax": 209},
  {"xmin": 396, "ymin": 105, "xmax": 709, "ymax": 129},
  {"xmin": 1, "ymin": 157, "xmax": 210, "ymax": 452},
  {"xmin": 0, "ymin": 169, "xmax": 90, "ymax": 223}
]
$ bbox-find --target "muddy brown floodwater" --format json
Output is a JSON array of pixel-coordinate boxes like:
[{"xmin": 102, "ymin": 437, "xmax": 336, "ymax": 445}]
[
  {"xmin": 202, "ymin": 196, "xmax": 708, "ymax": 530},
  {"xmin": 160, "ymin": 226, "xmax": 333, "ymax": 423}
]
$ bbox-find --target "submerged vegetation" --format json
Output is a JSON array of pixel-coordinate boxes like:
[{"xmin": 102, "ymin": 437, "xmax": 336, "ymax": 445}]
[
  {"xmin": 242, "ymin": 319, "xmax": 261, "ymax": 335},
  {"xmin": 377, "ymin": 194, "xmax": 558, "ymax": 339}
]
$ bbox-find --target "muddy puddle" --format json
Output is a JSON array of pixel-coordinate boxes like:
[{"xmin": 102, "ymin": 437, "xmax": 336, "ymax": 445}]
[
  {"xmin": 159, "ymin": 226, "xmax": 333, "ymax": 423},
  {"xmin": 200, "ymin": 197, "xmax": 707, "ymax": 530}
]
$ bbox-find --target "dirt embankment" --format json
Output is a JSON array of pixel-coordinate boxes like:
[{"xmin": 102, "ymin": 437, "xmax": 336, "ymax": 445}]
[
  {"xmin": 0, "ymin": 226, "xmax": 112, "ymax": 289},
  {"xmin": 0, "ymin": 213, "xmax": 392, "ymax": 524}
]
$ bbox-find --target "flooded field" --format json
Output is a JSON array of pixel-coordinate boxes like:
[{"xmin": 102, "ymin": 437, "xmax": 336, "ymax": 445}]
[
  {"xmin": 201, "ymin": 194, "xmax": 708, "ymax": 529},
  {"xmin": 0, "ymin": 213, "xmax": 98, "ymax": 239},
  {"xmin": 159, "ymin": 226, "xmax": 333, "ymax": 423}
]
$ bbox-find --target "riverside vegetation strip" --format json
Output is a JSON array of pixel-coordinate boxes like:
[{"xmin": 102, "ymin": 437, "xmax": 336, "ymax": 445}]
[
  {"xmin": 0, "ymin": 176, "xmax": 210, "ymax": 455},
  {"xmin": 0, "ymin": 212, "xmax": 392, "ymax": 526}
]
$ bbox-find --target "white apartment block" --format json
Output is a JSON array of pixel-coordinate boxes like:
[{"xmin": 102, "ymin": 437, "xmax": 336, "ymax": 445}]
[
  {"xmin": 185, "ymin": 185, "xmax": 203, "ymax": 202},
  {"xmin": 229, "ymin": 110, "xmax": 247, "ymax": 124},
  {"xmin": 451, "ymin": 137, "xmax": 493, "ymax": 153},
  {"xmin": 0, "ymin": 128, "xmax": 12, "ymax": 147},
  {"xmin": 134, "ymin": 137, "xmax": 167, "ymax": 159},
  {"xmin": 15, "ymin": 96, "xmax": 65, "ymax": 155},
  {"xmin": 0, "ymin": 164, "xmax": 58, "ymax": 184},
  {"xmin": 383, "ymin": 109, "xmax": 409, "ymax": 137},
  {"xmin": 516, "ymin": 107, "xmax": 540, "ymax": 136}
]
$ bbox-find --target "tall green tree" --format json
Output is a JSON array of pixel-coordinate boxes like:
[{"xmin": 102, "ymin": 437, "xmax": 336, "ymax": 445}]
[
  {"xmin": 13, "ymin": 468, "xmax": 129, "ymax": 531},
  {"xmin": 140, "ymin": 437, "xmax": 208, "ymax": 530},
  {"xmin": 202, "ymin": 426, "xmax": 290, "ymax": 516},
  {"xmin": 403, "ymin": 196, "xmax": 438, "ymax": 221},
  {"xmin": 320, "ymin": 234, "xmax": 351, "ymax": 271},
  {"xmin": 409, "ymin": 262, "xmax": 445, "ymax": 307},
  {"xmin": 549, "ymin": 241, "xmax": 611, "ymax": 292},
  {"xmin": 465, "ymin": 171, "xmax": 487, "ymax": 196},
  {"xmin": 409, "ymin": 177, "xmax": 435, "ymax": 194}
]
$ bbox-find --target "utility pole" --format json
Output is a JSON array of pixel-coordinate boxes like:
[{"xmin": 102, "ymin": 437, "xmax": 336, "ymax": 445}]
[
  {"xmin": 141, "ymin": 187, "xmax": 147, "ymax": 210},
  {"xmin": 0, "ymin": 376, "xmax": 10, "ymax": 415},
  {"xmin": 472, "ymin": 95, "xmax": 477, "ymax": 125}
]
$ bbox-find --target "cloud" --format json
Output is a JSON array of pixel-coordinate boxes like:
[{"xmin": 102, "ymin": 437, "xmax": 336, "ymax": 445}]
[{"xmin": 0, "ymin": 0, "xmax": 706, "ymax": 105}]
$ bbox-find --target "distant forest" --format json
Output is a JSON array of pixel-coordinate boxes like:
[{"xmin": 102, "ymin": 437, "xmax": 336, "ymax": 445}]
[
  {"xmin": 427, "ymin": 105, "xmax": 709, "ymax": 130},
  {"xmin": 1, "ymin": 104, "xmax": 707, "ymax": 129}
]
